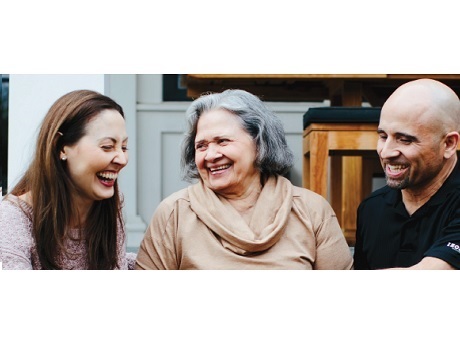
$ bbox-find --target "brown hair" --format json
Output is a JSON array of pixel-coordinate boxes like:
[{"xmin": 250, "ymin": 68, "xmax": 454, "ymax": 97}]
[{"xmin": 10, "ymin": 90, "xmax": 125, "ymax": 269}]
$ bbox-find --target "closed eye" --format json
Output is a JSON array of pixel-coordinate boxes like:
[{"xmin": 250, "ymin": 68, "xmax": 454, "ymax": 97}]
[
  {"xmin": 397, "ymin": 135, "xmax": 417, "ymax": 144},
  {"xmin": 102, "ymin": 145, "xmax": 128, "ymax": 151},
  {"xmin": 377, "ymin": 129, "xmax": 387, "ymax": 140},
  {"xmin": 195, "ymin": 142, "xmax": 207, "ymax": 151}
]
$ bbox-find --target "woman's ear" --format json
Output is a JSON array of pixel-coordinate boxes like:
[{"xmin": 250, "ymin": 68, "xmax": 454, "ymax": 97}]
[
  {"xmin": 443, "ymin": 131, "xmax": 459, "ymax": 159},
  {"xmin": 56, "ymin": 132, "xmax": 68, "ymax": 161},
  {"xmin": 60, "ymin": 147, "xmax": 68, "ymax": 161}
]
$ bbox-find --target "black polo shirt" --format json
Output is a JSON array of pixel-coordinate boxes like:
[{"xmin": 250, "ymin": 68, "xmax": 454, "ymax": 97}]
[{"xmin": 354, "ymin": 161, "xmax": 460, "ymax": 269}]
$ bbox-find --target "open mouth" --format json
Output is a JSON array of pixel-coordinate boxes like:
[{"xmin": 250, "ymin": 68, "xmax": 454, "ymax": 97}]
[
  {"xmin": 209, "ymin": 164, "xmax": 231, "ymax": 175},
  {"xmin": 96, "ymin": 171, "xmax": 118, "ymax": 186},
  {"xmin": 386, "ymin": 164, "xmax": 408, "ymax": 178}
]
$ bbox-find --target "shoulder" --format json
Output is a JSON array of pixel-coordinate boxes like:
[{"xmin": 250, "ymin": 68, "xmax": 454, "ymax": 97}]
[
  {"xmin": 158, "ymin": 187, "xmax": 191, "ymax": 210},
  {"xmin": 0, "ymin": 195, "xmax": 34, "ymax": 249},
  {"xmin": 290, "ymin": 184, "xmax": 338, "ymax": 223},
  {"xmin": 150, "ymin": 187, "xmax": 191, "ymax": 223},
  {"xmin": 292, "ymin": 184, "xmax": 325, "ymax": 200},
  {"xmin": 291, "ymin": 184, "xmax": 332, "ymax": 209},
  {"xmin": 0, "ymin": 195, "xmax": 35, "ymax": 267},
  {"xmin": 1, "ymin": 195, "xmax": 33, "ymax": 221},
  {"xmin": 359, "ymin": 185, "xmax": 394, "ymax": 208}
]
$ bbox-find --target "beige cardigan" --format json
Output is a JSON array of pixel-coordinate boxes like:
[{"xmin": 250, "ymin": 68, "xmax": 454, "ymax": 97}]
[{"xmin": 136, "ymin": 176, "xmax": 353, "ymax": 270}]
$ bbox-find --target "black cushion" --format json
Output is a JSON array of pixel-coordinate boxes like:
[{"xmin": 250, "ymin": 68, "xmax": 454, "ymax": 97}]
[{"xmin": 303, "ymin": 107, "xmax": 381, "ymax": 130}]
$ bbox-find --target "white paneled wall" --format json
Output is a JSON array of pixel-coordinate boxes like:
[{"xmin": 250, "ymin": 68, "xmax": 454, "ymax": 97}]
[{"xmin": 136, "ymin": 103, "xmax": 191, "ymax": 226}]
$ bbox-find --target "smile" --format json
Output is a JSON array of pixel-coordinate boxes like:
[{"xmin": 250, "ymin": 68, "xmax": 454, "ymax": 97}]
[
  {"xmin": 385, "ymin": 164, "xmax": 408, "ymax": 178},
  {"xmin": 209, "ymin": 164, "xmax": 231, "ymax": 174},
  {"xmin": 96, "ymin": 171, "xmax": 118, "ymax": 187},
  {"xmin": 387, "ymin": 164, "xmax": 407, "ymax": 172},
  {"xmin": 96, "ymin": 171, "xmax": 118, "ymax": 181}
]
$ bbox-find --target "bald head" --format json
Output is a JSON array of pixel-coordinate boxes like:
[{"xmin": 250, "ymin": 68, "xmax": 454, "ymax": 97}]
[
  {"xmin": 382, "ymin": 78, "xmax": 460, "ymax": 133},
  {"xmin": 377, "ymin": 79, "xmax": 460, "ymax": 194}
]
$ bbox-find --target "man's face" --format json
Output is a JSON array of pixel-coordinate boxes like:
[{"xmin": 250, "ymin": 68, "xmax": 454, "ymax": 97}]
[{"xmin": 377, "ymin": 100, "xmax": 445, "ymax": 192}]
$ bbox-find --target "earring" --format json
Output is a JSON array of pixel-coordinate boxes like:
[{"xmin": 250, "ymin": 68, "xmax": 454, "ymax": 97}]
[{"xmin": 61, "ymin": 156, "xmax": 67, "ymax": 161}]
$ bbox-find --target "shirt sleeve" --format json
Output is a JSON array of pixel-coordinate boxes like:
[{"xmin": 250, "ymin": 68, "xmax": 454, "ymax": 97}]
[
  {"xmin": 314, "ymin": 213, "xmax": 354, "ymax": 270},
  {"xmin": 307, "ymin": 196, "xmax": 353, "ymax": 270},
  {"xmin": 0, "ymin": 200, "xmax": 34, "ymax": 270},
  {"xmin": 135, "ymin": 200, "xmax": 179, "ymax": 270},
  {"xmin": 424, "ymin": 217, "xmax": 460, "ymax": 269}
]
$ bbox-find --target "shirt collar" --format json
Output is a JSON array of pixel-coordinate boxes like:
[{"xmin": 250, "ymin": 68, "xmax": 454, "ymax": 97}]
[{"xmin": 382, "ymin": 160, "xmax": 460, "ymax": 215}]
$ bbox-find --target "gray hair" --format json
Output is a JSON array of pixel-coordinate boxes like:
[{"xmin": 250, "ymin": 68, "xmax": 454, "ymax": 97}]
[{"xmin": 181, "ymin": 89, "xmax": 294, "ymax": 182}]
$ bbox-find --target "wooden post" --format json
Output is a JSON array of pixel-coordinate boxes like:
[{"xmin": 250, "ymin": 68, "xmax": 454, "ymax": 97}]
[{"xmin": 331, "ymin": 81, "xmax": 363, "ymax": 245}]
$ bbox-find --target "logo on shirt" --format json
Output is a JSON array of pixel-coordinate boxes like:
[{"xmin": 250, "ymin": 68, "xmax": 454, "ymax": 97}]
[{"xmin": 446, "ymin": 242, "xmax": 460, "ymax": 254}]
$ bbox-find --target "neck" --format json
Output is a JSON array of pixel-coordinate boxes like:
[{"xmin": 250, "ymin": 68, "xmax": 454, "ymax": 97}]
[
  {"xmin": 402, "ymin": 158, "xmax": 456, "ymax": 215},
  {"xmin": 71, "ymin": 196, "xmax": 93, "ymax": 228},
  {"xmin": 226, "ymin": 189, "xmax": 261, "ymax": 212},
  {"xmin": 217, "ymin": 177, "xmax": 263, "ymax": 222}
]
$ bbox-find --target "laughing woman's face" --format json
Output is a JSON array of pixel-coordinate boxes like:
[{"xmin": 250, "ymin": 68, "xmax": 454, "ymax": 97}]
[
  {"xmin": 61, "ymin": 109, "xmax": 128, "ymax": 209},
  {"xmin": 194, "ymin": 109, "xmax": 261, "ymax": 198}
]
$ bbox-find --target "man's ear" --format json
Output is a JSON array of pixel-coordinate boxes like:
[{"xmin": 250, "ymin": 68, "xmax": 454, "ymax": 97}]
[{"xmin": 444, "ymin": 131, "xmax": 459, "ymax": 159}]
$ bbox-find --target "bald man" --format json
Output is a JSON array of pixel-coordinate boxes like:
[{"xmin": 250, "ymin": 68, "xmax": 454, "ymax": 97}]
[{"xmin": 354, "ymin": 79, "xmax": 460, "ymax": 269}]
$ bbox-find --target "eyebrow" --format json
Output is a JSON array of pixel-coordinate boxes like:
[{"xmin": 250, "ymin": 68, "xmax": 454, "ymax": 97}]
[
  {"xmin": 100, "ymin": 136, "xmax": 128, "ymax": 143},
  {"xmin": 194, "ymin": 135, "xmax": 228, "ymax": 145},
  {"xmin": 398, "ymin": 133, "xmax": 418, "ymax": 142}
]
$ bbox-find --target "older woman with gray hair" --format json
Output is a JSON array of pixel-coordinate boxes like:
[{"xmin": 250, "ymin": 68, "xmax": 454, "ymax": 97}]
[{"xmin": 136, "ymin": 89, "xmax": 353, "ymax": 269}]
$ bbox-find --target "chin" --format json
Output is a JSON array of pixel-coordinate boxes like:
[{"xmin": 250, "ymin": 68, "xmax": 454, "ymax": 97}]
[
  {"xmin": 95, "ymin": 189, "xmax": 115, "ymax": 200},
  {"xmin": 386, "ymin": 177, "xmax": 409, "ymax": 190},
  {"xmin": 207, "ymin": 182, "xmax": 230, "ymax": 192}
]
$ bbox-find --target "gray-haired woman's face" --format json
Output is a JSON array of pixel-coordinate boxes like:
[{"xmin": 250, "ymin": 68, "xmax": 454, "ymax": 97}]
[{"xmin": 194, "ymin": 109, "xmax": 261, "ymax": 197}]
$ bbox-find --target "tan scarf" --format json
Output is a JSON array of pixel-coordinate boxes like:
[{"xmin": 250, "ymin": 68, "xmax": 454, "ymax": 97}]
[{"xmin": 188, "ymin": 176, "xmax": 293, "ymax": 255}]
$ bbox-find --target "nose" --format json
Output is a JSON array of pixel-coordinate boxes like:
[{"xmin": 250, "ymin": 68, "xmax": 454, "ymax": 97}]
[
  {"xmin": 205, "ymin": 143, "xmax": 222, "ymax": 161},
  {"xmin": 113, "ymin": 149, "xmax": 128, "ymax": 166},
  {"xmin": 378, "ymin": 138, "xmax": 400, "ymax": 159}
]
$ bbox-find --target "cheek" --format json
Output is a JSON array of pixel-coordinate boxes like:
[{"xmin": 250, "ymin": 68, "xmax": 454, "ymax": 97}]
[
  {"xmin": 66, "ymin": 164, "xmax": 93, "ymax": 186},
  {"xmin": 195, "ymin": 152, "xmax": 204, "ymax": 168},
  {"xmin": 243, "ymin": 146, "xmax": 258, "ymax": 166},
  {"xmin": 69, "ymin": 153, "xmax": 107, "ymax": 175},
  {"xmin": 235, "ymin": 152, "xmax": 256, "ymax": 173}
]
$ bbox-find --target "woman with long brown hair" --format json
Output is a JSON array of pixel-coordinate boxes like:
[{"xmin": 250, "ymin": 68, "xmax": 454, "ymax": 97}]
[{"xmin": 0, "ymin": 90, "xmax": 136, "ymax": 269}]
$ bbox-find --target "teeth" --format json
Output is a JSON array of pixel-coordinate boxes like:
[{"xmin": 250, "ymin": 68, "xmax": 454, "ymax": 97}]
[
  {"xmin": 210, "ymin": 164, "xmax": 230, "ymax": 172},
  {"xmin": 97, "ymin": 172, "xmax": 117, "ymax": 180},
  {"xmin": 388, "ymin": 165, "xmax": 406, "ymax": 172}
]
